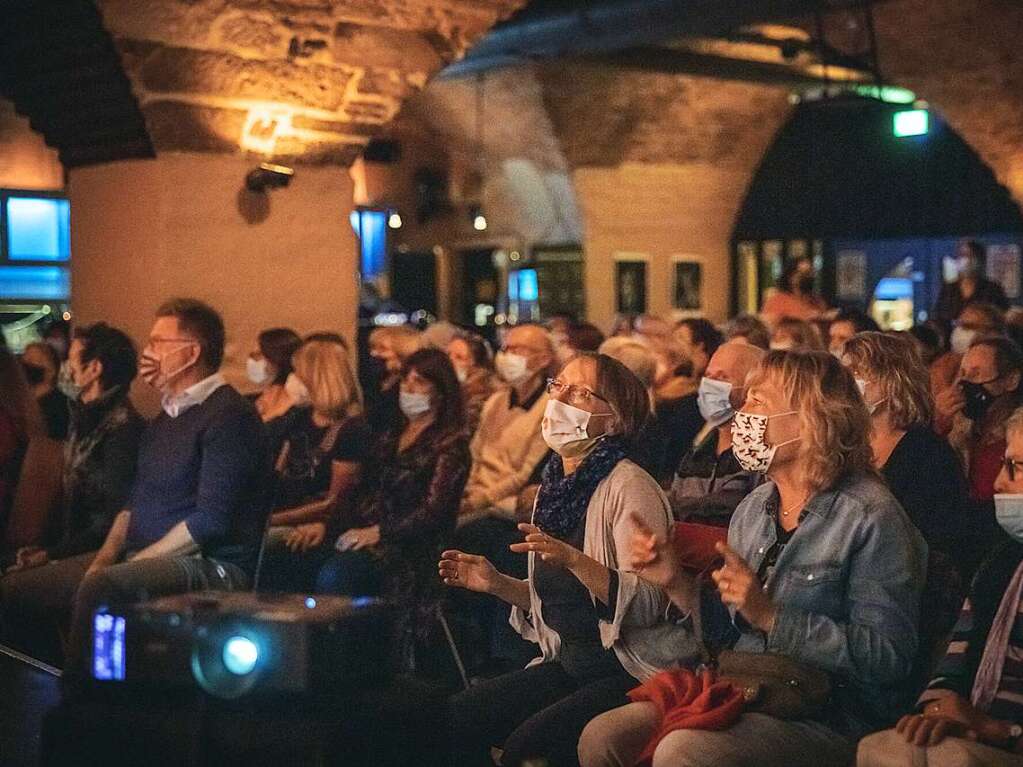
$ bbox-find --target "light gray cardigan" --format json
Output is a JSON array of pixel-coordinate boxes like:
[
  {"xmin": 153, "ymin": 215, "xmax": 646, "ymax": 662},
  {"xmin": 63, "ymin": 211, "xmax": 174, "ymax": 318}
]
[{"xmin": 510, "ymin": 459, "xmax": 702, "ymax": 681}]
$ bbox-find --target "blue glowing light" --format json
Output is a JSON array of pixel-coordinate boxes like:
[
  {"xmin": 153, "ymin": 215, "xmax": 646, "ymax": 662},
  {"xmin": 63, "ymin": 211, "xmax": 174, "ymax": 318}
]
[
  {"xmin": 6, "ymin": 197, "xmax": 71, "ymax": 261},
  {"xmin": 305, "ymin": 597, "xmax": 317, "ymax": 609},
  {"xmin": 222, "ymin": 636, "xmax": 259, "ymax": 675}
]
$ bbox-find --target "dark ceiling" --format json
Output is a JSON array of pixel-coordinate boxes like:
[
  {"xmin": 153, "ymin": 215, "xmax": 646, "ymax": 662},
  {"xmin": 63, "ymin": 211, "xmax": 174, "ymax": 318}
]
[{"xmin": 0, "ymin": 0, "xmax": 154, "ymax": 169}]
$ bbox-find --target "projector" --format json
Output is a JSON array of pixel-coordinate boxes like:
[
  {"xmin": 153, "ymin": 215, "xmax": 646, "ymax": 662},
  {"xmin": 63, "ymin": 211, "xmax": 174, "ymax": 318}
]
[{"xmin": 90, "ymin": 592, "xmax": 391, "ymax": 700}]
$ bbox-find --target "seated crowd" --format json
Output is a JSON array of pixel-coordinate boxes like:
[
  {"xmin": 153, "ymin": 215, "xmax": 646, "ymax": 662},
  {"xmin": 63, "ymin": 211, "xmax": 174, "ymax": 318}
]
[{"xmin": 2, "ymin": 280, "xmax": 1023, "ymax": 767}]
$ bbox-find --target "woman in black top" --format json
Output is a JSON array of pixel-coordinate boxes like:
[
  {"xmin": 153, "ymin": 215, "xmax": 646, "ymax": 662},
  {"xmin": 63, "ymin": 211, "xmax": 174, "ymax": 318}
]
[
  {"xmin": 316, "ymin": 349, "xmax": 470, "ymax": 627},
  {"xmin": 259, "ymin": 339, "xmax": 370, "ymax": 591},
  {"xmin": 841, "ymin": 332, "xmax": 968, "ymax": 558}
]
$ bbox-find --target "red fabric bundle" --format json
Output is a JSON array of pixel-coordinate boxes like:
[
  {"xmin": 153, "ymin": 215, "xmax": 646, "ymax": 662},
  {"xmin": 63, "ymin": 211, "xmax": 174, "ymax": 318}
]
[
  {"xmin": 672, "ymin": 522, "xmax": 728, "ymax": 575},
  {"xmin": 627, "ymin": 667, "xmax": 746, "ymax": 766}
]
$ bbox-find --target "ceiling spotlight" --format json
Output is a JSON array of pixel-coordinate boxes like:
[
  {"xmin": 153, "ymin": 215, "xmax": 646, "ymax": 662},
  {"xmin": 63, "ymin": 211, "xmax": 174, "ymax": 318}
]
[
  {"xmin": 388, "ymin": 211, "xmax": 403, "ymax": 229},
  {"xmin": 245, "ymin": 162, "xmax": 295, "ymax": 193}
]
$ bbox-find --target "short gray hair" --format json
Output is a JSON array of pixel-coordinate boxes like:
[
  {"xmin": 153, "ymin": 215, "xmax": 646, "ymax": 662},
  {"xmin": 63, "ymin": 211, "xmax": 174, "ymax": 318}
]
[{"xmin": 1007, "ymin": 406, "xmax": 1023, "ymax": 441}]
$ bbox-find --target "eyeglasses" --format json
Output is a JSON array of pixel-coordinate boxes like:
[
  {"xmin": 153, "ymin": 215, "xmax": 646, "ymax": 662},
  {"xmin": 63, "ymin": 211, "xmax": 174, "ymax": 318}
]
[
  {"xmin": 546, "ymin": 378, "xmax": 609, "ymax": 409},
  {"xmin": 1003, "ymin": 457, "xmax": 1023, "ymax": 482}
]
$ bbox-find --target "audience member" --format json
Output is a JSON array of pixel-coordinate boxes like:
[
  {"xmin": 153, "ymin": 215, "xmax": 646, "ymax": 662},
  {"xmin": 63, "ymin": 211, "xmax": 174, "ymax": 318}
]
[
  {"xmin": 421, "ymin": 320, "xmax": 459, "ymax": 351},
  {"xmin": 858, "ymin": 406, "xmax": 1023, "ymax": 767},
  {"xmin": 0, "ymin": 298, "xmax": 268, "ymax": 671},
  {"xmin": 0, "ymin": 347, "xmax": 44, "ymax": 534},
  {"xmin": 557, "ymin": 322, "xmax": 606, "ymax": 367},
  {"xmin": 259, "ymin": 339, "xmax": 370, "ymax": 592},
  {"xmin": 725, "ymin": 313, "xmax": 771, "ymax": 350},
  {"xmin": 43, "ymin": 319, "xmax": 71, "ymax": 361},
  {"xmin": 365, "ymin": 325, "xmax": 422, "ymax": 436},
  {"xmin": 770, "ymin": 317, "xmax": 824, "ymax": 351},
  {"xmin": 447, "ymin": 332, "xmax": 499, "ymax": 436},
  {"xmin": 633, "ymin": 315, "xmax": 673, "ymax": 350},
  {"xmin": 457, "ymin": 325, "xmax": 553, "ymax": 574},
  {"xmin": 315, "ymin": 349, "xmax": 470, "ymax": 650},
  {"xmin": 674, "ymin": 318, "xmax": 723, "ymax": 383},
  {"xmin": 842, "ymin": 332, "xmax": 966, "ymax": 561},
  {"xmin": 579, "ymin": 350, "xmax": 926, "ymax": 767},
  {"xmin": 248, "ymin": 327, "xmax": 303, "ymax": 422},
  {"xmin": 938, "ymin": 303, "xmax": 1008, "ymax": 397},
  {"xmin": 936, "ymin": 336, "xmax": 1023, "ymax": 576},
  {"xmin": 443, "ymin": 353, "xmax": 695, "ymax": 767},
  {"xmin": 646, "ymin": 335, "xmax": 704, "ymax": 476},
  {"xmin": 760, "ymin": 258, "xmax": 826, "ymax": 325},
  {"xmin": 933, "ymin": 239, "xmax": 1009, "ymax": 333},
  {"xmin": 668, "ymin": 341, "xmax": 765, "ymax": 524},
  {"xmin": 828, "ymin": 308, "xmax": 880, "ymax": 357},
  {"xmin": 22, "ymin": 340, "xmax": 70, "ymax": 440},
  {"xmin": 598, "ymin": 337, "xmax": 663, "ymax": 479},
  {"xmin": 7, "ymin": 323, "xmax": 144, "ymax": 572}
]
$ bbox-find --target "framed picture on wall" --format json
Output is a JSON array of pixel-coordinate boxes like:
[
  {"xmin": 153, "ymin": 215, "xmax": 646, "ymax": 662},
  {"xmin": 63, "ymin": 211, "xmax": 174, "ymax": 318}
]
[
  {"xmin": 613, "ymin": 253, "xmax": 648, "ymax": 314},
  {"xmin": 671, "ymin": 255, "xmax": 703, "ymax": 312}
]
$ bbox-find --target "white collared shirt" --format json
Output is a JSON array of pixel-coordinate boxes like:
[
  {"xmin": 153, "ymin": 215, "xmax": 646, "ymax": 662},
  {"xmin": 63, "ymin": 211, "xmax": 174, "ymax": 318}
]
[{"xmin": 161, "ymin": 373, "xmax": 228, "ymax": 418}]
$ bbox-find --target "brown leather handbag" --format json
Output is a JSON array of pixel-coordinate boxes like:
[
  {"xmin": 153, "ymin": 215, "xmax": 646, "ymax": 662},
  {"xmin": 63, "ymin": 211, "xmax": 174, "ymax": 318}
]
[{"xmin": 716, "ymin": 651, "xmax": 833, "ymax": 720}]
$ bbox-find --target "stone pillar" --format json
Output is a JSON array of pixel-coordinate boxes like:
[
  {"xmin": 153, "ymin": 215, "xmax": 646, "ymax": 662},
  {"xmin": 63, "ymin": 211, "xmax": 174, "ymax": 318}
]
[
  {"xmin": 69, "ymin": 152, "xmax": 357, "ymax": 411},
  {"xmin": 541, "ymin": 65, "xmax": 792, "ymax": 328}
]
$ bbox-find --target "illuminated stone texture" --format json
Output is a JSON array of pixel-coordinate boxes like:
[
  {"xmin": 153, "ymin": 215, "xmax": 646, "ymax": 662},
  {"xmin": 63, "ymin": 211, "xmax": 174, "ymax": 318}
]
[{"xmin": 97, "ymin": 0, "xmax": 526, "ymax": 164}]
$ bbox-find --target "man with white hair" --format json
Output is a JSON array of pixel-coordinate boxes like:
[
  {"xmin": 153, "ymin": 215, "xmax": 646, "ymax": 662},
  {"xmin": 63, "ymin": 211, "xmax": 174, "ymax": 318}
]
[{"xmin": 669, "ymin": 341, "xmax": 765, "ymax": 523}]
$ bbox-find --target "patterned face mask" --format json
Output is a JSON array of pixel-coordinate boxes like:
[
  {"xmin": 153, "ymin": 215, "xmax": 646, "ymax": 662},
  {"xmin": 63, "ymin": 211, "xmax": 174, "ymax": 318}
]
[{"xmin": 731, "ymin": 410, "xmax": 800, "ymax": 474}]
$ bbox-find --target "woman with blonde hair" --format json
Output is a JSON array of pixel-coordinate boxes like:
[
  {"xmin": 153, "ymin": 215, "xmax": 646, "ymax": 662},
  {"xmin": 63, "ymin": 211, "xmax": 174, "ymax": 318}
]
[
  {"xmin": 841, "ymin": 332, "xmax": 967, "ymax": 562},
  {"xmin": 259, "ymin": 339, "xmax": 371, "ymax": 590},
  {"xmin": 579, "ymin": 350, "xmax": 927, "ymax": 767},
  {"xmin": 366, "ymin": 325, "xmax": 422, "ymax": 435}
]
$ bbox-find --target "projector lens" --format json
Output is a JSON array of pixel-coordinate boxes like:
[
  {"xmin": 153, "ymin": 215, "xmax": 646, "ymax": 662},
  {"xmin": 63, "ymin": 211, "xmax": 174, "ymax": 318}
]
[{"xmin": 222, "ymin": 636, "xmax": 259, "ymax": 675}]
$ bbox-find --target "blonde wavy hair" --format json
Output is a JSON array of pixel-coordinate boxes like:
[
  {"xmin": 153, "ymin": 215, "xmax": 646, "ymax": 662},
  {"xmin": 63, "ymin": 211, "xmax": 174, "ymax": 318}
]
[
  {"xmin": 841, "ymin": 332, "xmax": 933, "ymax": 431},
  {"xmin": 746, "ymin": 350, "xmax": 874, "ymax": 492},
  {"xmin": 291, "ymin": 339, "xmax": 362, "ymax": 421}
]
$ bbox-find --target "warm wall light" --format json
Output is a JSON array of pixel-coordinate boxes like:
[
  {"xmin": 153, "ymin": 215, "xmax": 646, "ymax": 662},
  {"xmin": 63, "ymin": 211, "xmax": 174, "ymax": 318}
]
[
  {"xmin": 388, "ymin": 211, "xmax": 403, "ymax": 229},
  {"xmin": 240, "ymin": 107, "xmax": 294, "ymax": 155}
]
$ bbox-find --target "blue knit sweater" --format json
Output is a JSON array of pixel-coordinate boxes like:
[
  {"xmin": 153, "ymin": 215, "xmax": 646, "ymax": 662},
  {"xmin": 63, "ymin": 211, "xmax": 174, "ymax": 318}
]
[{"xmin": 125, "ymin": 385, "xmax": 268, "ymax": 575}]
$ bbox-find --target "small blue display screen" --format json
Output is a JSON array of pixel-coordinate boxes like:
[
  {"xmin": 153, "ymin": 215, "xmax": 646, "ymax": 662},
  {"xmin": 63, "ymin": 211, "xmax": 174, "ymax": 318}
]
[{"xmin": 93, "ymin": 612, "xmax": 126, "ymax": 681}]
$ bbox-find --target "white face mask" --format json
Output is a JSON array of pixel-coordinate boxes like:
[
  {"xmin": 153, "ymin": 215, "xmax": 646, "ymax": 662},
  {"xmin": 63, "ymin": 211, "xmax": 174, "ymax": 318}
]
[
  {"xmin": 855, "ymin": 377, "xmax": 885, "ymax": 415},
  {"xmin": 399, "ymin": 390, "xmax": 432, "ymax": 419},
  {"xmin": 541, "ymin": 398, "xmax": 613, "ymax": 458},
  {"xmin": 496, "ymin": 351, "xmax": 531, "ymax": 385},
  {"xmin": 697, "ymin": 377, "xmax": 734, "ymax": 427},
  {"xmin": 284, "ymin": 373, "xmax": 310, "ymax": 406},
  {"xmin": 995, "ymin": 494, "xmax": 1023, "ymax": 544},
  {"xmin": 246, "ymin": 357, "xmax": 270, "ymax": 386},
  {"xmin": 731, "ymin": 410, "xmax": 799, "ymax": 473},
  {"xmin": 455, "ymin": 366, "xmax": 469, "ymax": 384},
  {"xmin": 770, "ymin": 341, "xmax": 794, "ymax": 352},
  {"xmin": 950, "ymin": 326, "xmax": 977, "ymax": 356}
]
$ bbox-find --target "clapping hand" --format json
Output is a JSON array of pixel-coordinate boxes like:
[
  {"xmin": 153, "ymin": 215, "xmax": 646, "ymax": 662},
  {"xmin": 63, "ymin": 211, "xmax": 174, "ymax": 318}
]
[
  {"xmin": 712, "ymin": 541, "xmax": 777, "ymax": 633},
  {"xmin": 509, "ymin": 523, "xmax": 581, "ymax": 568}
]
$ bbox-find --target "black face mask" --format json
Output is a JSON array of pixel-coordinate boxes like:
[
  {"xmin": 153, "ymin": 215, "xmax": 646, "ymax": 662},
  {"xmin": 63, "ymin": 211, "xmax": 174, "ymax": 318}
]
[
  {"xmin": 21, "ymin": 361, "xmax": 45, "ymax": 386},
  {"xmin": 960, "ymin": 379, "xmax": 997, "ymax": 422}
]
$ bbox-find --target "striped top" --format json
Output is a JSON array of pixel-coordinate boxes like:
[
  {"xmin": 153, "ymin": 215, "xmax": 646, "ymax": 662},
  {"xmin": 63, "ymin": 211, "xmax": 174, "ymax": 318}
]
[{"xmin": 921, "ymin": 597, "xmax": 1023, "ymax": 721}]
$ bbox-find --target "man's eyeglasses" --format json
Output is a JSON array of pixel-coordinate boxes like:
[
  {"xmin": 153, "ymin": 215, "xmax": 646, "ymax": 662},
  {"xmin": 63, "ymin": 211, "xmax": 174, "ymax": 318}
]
[
  {"xmin": 1003, "ymin": 457, "xmax": 1023, "ymax": 482},
  {"xmin": 546, "ymin": 378, "xmax": 609, "ymax": 409}
]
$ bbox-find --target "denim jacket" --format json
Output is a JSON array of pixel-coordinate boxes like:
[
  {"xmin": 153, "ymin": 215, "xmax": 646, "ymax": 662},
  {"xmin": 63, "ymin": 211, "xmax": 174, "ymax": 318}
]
[{"xmin": 701, "ymin": 472, "xmax": 928, "ymax": 736}]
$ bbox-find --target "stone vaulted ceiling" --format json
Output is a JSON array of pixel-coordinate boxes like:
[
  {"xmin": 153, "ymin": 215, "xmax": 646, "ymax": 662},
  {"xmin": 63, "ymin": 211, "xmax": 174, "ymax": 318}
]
[{"xmin": 96, "ymin": 0, "xmax": 527, "ymax": 165}]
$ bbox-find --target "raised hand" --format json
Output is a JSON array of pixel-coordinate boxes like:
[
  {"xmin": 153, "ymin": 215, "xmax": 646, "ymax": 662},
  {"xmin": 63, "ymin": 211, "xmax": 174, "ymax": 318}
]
[
  {"xmin": 509, "ymin": 523, "xmax": 582, "ymax": 568},
  {"xmin": 438, "ymin": 550, "xmax": 499, "ymax": 594},
  {"xmin": 712, "ymin": 541, "xmax": 777, "ymax": 633}
]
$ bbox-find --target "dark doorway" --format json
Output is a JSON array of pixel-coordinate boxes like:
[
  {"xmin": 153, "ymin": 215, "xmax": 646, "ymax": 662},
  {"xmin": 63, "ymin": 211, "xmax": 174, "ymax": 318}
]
[
  {"xmin": 458, "ymin": 248, "xmax": 498, "ymax": 343},
  {"xmin": 390, "ymin": 250, "xmax": 438, "ymax": 318}
]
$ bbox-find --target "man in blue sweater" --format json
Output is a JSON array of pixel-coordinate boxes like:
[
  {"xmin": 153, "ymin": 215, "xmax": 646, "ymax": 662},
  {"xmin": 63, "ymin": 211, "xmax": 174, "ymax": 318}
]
[{"xmin": 1, "ymin": 298, "xmax": 268, "ymax": 671}]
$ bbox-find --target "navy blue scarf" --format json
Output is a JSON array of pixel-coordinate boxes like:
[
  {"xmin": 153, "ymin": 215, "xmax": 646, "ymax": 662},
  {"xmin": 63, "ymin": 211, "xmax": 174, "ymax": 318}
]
[{"xmin": 534, "ymin": 437, "xmax": 628, "ymax": 540}]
